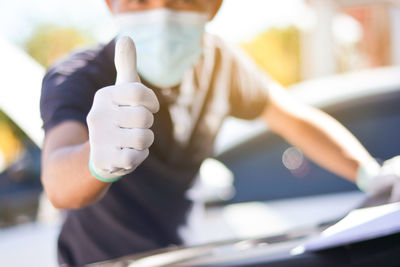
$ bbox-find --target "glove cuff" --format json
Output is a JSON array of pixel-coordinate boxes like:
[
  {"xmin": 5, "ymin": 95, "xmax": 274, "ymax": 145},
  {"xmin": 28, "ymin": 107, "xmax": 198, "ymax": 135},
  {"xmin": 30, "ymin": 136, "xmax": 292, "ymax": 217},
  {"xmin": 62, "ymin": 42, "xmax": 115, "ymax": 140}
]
[
  {"xmin": 356, "ymin": 159, "xmax": 381, "ymax": 193},
  {"xmin": 88, "ymin": 157, "xmax": 122, "ymax": 183}
]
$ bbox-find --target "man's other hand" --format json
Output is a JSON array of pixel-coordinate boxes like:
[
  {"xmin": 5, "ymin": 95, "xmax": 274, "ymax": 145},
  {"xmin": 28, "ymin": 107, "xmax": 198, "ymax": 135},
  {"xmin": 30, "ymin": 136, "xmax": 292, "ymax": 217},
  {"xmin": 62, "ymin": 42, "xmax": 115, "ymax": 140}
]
[{"xmin": 359, "ymin": 156, "xmax": 400, "ymax": 203}]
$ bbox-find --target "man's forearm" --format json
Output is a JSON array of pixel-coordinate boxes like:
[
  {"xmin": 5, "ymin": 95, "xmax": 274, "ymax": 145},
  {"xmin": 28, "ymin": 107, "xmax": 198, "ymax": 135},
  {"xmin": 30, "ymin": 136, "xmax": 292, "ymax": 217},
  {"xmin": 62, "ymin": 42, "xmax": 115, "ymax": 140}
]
[
  {"xmin": 263, "ymin": 85, "xmax": 375, "ymax": 182},
  {"xmin": 42, "ymin": 140, "xmax": 110, "ymax": 209},
  {"xmin": 277, "ymin": 106, "xmax": 374, "ymax": 181}
]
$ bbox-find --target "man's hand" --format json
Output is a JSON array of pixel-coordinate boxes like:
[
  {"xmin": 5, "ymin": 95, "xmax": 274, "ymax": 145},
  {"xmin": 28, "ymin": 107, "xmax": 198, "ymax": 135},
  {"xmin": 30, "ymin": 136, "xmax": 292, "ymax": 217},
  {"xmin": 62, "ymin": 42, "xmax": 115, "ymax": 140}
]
[
  {"xmin": 87, "ymin": 37, "xmax": 159, "ymax": 181},
  {"xmin": 358, "ymin": 156, "xmax": 400, "ymax": 202}
]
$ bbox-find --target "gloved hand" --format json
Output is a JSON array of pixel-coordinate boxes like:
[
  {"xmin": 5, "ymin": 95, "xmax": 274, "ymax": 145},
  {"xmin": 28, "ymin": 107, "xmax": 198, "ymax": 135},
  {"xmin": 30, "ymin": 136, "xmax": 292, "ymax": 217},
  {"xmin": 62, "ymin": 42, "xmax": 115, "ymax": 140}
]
[
  {"xmin": 86, "ymin": 36, "xmax": 159, "ymax": 182},
  {"xmin": 357, "ymin": 156, "xmax": 400, "ymax": 202}
]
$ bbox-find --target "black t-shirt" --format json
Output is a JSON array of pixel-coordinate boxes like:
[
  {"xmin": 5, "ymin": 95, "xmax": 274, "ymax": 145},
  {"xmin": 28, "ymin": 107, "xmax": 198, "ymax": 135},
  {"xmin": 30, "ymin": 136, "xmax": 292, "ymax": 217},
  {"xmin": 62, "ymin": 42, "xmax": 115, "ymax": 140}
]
[{"xmin": 40, "ymin": 34, "xmax": 271, "ymax": 265}]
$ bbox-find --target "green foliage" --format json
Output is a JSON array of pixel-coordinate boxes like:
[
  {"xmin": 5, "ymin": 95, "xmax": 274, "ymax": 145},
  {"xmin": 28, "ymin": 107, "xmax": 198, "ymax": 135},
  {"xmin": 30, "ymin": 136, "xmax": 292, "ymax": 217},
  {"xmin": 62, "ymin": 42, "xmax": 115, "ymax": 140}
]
[
  {"xmin": 241, "ymin": 26, "xmax": 301, "ymax": 87},
  {"xmin": 24, "ymin": 24, "xmax": 93, "ymax": 68}
]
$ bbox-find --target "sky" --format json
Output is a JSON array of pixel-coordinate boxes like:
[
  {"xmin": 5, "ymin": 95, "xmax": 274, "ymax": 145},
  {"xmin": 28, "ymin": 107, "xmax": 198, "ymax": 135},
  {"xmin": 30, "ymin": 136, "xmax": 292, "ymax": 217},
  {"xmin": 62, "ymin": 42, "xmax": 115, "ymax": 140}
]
[{"xmin": 0, "ymin": 0, "xmax": 307, "ymax": 46}]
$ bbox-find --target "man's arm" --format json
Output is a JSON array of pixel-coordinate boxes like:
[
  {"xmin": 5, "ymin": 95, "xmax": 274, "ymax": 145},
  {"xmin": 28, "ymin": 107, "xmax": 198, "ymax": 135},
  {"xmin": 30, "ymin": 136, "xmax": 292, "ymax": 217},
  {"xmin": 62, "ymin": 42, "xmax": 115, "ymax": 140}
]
[
  {"xmin": 41, "ymin": 37, "xmax": 159, "ymax": 210},
  {"xmin": 262, "ymin": 83, "xmax": 376, "ymax": 182},
  {"xmin": 41, "ymin": 121, "xmax": 110, "ymax": 209}
]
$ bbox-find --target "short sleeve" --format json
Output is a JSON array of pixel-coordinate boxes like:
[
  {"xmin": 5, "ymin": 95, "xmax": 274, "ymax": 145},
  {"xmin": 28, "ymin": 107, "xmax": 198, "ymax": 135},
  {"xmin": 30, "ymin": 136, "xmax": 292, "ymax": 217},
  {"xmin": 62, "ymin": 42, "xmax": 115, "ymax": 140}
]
[
  {"xmin": 228, "ymin": 46, "xmax": 271, "ymax": 120},
  {"xmin": 40, "ymin": 42, "xmax": 116, "ymax": 133}
]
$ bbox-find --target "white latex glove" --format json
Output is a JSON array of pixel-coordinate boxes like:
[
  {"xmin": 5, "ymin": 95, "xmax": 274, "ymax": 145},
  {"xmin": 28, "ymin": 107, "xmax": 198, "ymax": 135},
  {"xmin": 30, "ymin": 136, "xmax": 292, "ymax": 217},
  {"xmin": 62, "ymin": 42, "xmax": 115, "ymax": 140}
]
[
  {"xmin": 357, "ymin": 156, "xmax": 400, "ymax": 203},
  {"xmin": 86, "ymin": 37, "xmax": 159, "ymax": 182}
]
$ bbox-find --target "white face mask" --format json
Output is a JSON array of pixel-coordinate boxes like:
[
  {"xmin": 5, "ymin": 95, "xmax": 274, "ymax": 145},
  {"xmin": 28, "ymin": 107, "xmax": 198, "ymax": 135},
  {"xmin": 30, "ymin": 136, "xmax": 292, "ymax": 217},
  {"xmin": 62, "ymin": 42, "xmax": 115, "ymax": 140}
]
[{"xmin": 115, "ymin": 9, "xmax": 209, "ymax": 88}]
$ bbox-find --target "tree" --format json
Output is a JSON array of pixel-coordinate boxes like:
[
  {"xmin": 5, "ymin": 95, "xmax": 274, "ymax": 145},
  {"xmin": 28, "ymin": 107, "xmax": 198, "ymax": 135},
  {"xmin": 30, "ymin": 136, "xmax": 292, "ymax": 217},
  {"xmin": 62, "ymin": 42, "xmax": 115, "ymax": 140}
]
[
  {"xmin": 241, "ymin": 26, "xmax": 301, "ymax": 87},
  {"xmin": 24, "ymin": 24, "xmax": 93, "ymax": 69}
]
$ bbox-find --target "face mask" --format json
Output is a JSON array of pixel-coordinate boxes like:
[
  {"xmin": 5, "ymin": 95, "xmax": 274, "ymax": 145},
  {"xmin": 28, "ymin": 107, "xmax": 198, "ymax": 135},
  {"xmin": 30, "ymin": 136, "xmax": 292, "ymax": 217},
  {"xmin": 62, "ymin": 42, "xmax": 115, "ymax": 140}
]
[{"xmin": 115, "ymin": 9, "xmax": 209, "ymax": 88}]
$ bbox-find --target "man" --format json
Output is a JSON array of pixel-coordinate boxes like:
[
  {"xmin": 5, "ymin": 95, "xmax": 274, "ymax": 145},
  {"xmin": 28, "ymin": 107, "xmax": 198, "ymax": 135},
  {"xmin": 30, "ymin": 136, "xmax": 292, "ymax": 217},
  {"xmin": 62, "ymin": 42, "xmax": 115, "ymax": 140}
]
[{"xmin": 40, "ymin": 0, "xmax": 400, "ymax": 265}]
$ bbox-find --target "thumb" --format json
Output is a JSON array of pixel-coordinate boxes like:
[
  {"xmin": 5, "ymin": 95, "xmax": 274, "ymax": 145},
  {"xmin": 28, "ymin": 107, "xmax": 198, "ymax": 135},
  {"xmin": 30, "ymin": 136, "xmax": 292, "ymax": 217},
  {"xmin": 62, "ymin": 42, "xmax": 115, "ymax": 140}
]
[{"xmin": 115, "ymin": 36, "xmax": 140, "ymax": 85}]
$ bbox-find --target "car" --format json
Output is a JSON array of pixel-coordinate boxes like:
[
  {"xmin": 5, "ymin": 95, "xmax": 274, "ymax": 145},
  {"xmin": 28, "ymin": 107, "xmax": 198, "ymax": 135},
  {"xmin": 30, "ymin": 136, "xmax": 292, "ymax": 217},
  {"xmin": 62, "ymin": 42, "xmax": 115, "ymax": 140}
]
[
  {"xmin": 90, "ymin": 65, "xmax": 400, "ymax": 265},
  {"xmin": 92, "ymin": 201, "xmax": 400, "ymax": 267},
  {"xmin": 0, "ymin": 37, "xmax": 44, "ymax": 227},
  {"xmin": 0, "ymin": 38, "xmax": 60, "ymax": 267}
]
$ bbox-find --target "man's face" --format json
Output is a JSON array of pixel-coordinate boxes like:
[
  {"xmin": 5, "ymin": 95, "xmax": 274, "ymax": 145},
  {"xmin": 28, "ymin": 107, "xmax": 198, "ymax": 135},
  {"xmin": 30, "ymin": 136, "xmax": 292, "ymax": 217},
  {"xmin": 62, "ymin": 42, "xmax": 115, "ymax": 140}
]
[
  {"xmin": 106, "ymin": 0, "xmax": 222, "ymax": 18},
  {"xmin": 107, "ymin": 0, "xmax": 222, "ymax": 88}
]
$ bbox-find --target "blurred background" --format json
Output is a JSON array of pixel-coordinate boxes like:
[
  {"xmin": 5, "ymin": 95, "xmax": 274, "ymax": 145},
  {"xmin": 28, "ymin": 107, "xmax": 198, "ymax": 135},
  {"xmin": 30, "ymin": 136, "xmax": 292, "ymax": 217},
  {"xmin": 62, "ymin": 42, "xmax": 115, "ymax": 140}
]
[{"xmin": 0, "ymin": 0, "xmax": 399, "ymax": 266}]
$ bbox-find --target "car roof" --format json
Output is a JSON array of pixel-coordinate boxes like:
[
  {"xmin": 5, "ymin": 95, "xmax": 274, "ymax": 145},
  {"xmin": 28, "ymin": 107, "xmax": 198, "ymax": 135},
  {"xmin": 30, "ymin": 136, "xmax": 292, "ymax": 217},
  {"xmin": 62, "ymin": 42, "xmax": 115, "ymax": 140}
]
[
  {"xmin": 0, "ymin": 38, "xmax": 45, "ymax": 147},
  {"xmin": 289, "ymin": 66, "xmax": 400, "ymax": 107}
]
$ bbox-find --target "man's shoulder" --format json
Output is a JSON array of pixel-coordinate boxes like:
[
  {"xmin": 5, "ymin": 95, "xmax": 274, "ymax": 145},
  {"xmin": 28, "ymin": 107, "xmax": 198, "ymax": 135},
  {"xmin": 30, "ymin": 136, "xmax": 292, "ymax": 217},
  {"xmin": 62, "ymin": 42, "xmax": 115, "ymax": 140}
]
[
  {"xmin": 203, "ymin": 33, "xmax": 232, "ymax": 54},
  {"xmin": 48, "ymin": 40, "xmax": 115, "ymax": 77},
  {"xmin": 42, "ymin": 40, "xmax": 116, "ymax": 93},
  {"xmin": 40, "ymin": 40, "xmax": 116, "ymax": 132},
  {"xmin": 202, "ymin": 33, "xmax": 249, "ymax": 65}
]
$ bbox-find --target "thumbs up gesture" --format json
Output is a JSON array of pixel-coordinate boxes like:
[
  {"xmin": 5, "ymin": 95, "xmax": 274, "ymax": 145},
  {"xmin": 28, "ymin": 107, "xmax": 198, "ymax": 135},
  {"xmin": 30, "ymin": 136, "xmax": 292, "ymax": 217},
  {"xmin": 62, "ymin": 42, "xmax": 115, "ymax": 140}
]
[{"xmin": 87, "ymin": 37, "xmax": 159, "ymax": 182}]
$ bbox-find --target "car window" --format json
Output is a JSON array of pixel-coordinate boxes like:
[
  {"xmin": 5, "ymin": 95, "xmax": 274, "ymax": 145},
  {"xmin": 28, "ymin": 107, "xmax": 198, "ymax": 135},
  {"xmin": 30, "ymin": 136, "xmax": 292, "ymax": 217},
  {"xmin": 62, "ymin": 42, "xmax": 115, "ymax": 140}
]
[
  {"xmin": 0, "ymin": 109, "xmax": 42, "ymax": 227},
  {"xmin": 217, "ymin": 89, "xmax": 400, "ymax": 203}
]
